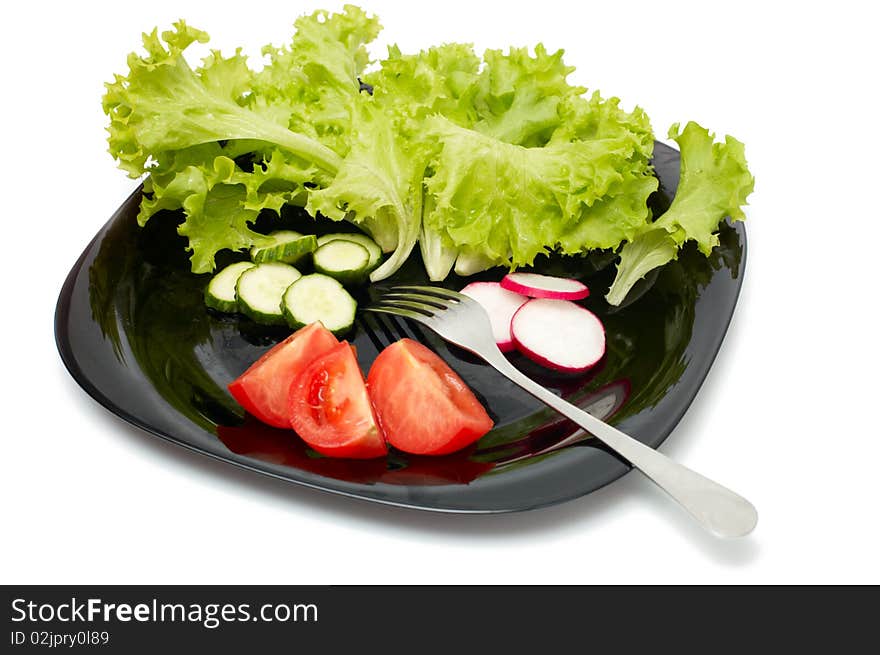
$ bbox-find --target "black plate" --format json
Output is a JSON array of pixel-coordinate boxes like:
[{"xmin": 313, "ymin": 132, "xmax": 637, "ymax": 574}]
[{"xmin": 55, "ymin": 142, "xmax": 745, "ymax": 513}]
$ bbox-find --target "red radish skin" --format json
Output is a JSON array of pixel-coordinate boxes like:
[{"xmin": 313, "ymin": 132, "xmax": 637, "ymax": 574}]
[
  {"xmin": 511, "ymin": 299, "xmax": 605, "ymax": 373},
  {"xmin": 461, "ymin": 282, "xmax": 528, "ymax": 352},
  {"xmin": 501, "ymin": 272, "xmax": 590, "ymax": 301}
]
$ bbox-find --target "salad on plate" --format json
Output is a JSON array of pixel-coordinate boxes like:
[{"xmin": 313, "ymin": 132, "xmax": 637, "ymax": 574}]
[{"xmin": 102, "ymin": 4, "xmax": 754, "ymax": 460}]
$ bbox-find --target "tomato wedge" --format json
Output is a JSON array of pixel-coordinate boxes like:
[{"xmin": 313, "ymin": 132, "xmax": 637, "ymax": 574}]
[
  {"xmin": 367, "ymin": 339, "xmax": 494, "ymax": 456},
  {"xmin": 288, "ymin": 342, "xmax": 387, "ymax": 459},
  {"xmin": 228, "ymin": 322, "xmax": 338, "ymax": 428}
]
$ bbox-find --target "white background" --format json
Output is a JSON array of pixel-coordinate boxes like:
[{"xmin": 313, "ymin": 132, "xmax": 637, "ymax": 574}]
[{"xmin": 1, "ymin": 0, "xmax": 878, "ymax": 584}]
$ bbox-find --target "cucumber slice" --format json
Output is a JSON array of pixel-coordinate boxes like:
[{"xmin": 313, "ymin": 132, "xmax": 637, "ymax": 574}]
[
  {"xmin": 313, "ymin": 240, "xmax": 371, "ymax": 285},
  {"xmin": 250, "ymin": 231, "xmax": 318, "ymax": 264},
  {"xmin": 317, "ymin": 233, "xmax": 382, "ymax": 271},
  {"xmin": 281, "ymin": 274, "xmax": 357, "ymax": 335},
  {"xmin": 204, "ymin": 261, "xmax": 256, "ymax": 313},
  {"xmin": 236, "ymin": 263, "xmax": 302, "ymax": 325}
]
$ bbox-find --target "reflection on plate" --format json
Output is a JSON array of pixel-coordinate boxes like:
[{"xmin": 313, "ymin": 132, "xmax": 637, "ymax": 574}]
[{"xmin": 56, "ymin": 142, "xmax": 745, "ymax": 512}]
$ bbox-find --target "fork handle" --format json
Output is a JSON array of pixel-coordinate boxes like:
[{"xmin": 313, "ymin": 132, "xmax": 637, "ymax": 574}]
[{"xmin": 485, "ymin": 354, "xmax": 758, "ymax": 537}]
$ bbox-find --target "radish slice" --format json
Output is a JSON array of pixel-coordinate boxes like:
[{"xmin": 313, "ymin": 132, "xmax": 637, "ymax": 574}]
[
  {"xmin": 501, "ymin": 272, "xmax": 590, "ymax": 300},
  {"xmin": 511, "ymin": 299, "xmax": 605, "ymax": 372},
  {"xmin": 461, "ymin": 282, "xmax": 528, "ymax": 352}
]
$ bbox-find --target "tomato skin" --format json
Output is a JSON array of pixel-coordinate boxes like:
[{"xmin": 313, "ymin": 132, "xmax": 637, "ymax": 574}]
[
  {"xmin": 367, "ymin": 339, "xmax": 494, "ymax": 456},
  {"xmin": 228, "ymin": 323, "xmax": 338, "ymax": 428},
  {"xmin": 288, "ymin": 342, "xmax": 387, "ymax": 459}
]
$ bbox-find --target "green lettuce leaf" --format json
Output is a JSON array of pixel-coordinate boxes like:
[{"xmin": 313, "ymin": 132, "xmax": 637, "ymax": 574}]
[
  {"xmin": 550, "ymin": 91, "xmax": 654, "ymax": 160},
  {"xmin": 418, "ymin": 193, "xmax": 458, "ymax": 281},
  {"xmin": 142, "ymin": 147, "xmax": 319, "ymax": 271},
  {"xmin": 606, "ymin": 121, "xmax": 755, "ymax": 305},
  {"xmin": 250, "ymin": 5, "xmax": 381, "ymax": 155},
  {"xmin": 306, "ymin": 99, "xmax": 426, "ymax": 281},
  {"xmin": 103, "ymin": 21, "xmax": 342, "ymax": 177},
  {"xmin": 104, "ymin": 9, "xmax": 753, "ymax": 292},
  {"xmin": 473, "ymin": 45, "xmax": 582, "ymax": 147},
  {"xmin": 365, "ymin": 43, "xmax": 481, "ymax": 136},
  {"xmin": 405, "ymin": 46, "xmax": 658, "ymax": 277},
  {"xmin": 422, "ymin": 116, "xmax": 648, "ymax": 268},
  {"xmin": 557, "ymin": 170, "xmax": 658, "ymax": 253},
  {"xmin": 549, "ymin": 91, "xmax": 658, "ymax": 254},
  {"xmin": 365, "ymin": 42, "xmax": 483, "ymax": 280},
  {"xmin": 103, "ymin": 7, "xmax": 382, "ymax": 273}
]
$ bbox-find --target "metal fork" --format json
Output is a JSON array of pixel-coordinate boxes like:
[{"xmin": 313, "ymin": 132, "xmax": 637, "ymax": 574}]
[{"xmin": 367, "ymin": 285, "xmax": 758, "ymax": 538}]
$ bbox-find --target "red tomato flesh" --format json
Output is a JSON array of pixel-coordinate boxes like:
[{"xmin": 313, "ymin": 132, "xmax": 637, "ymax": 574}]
[
  {"xmin": 288, "ymin": 342, "xmax": 387, "ymax": 459},
  {"xmin": 367, "ymin": 339, "xmax": 494, "ymax": 456},
  {"xmin": 228, "ymin": 322, "xmax": 339, "ymax": 428}
]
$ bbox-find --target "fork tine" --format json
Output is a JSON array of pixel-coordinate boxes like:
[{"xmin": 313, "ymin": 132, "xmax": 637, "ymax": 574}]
[
  {"xmin": 356, "ymin": 314, "xmax": 391, "ymax": 354},
  {"xmin": 381, "ymin": 291, "xmax": 453, "ymax": 308},
  {"xmin": 391, "ymin": 285, "xmax": 465, "ymax": 301},
  {"xmin": 365, "ymin": 306, "xmax": 431, "ymax": 323},
  {"xmin": 376, "ymin": 299, "xmax": 439, "ymax": 316}
]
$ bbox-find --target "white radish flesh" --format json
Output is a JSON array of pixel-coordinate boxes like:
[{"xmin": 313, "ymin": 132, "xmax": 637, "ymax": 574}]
[
  {"xmin": 501, "ymin": 272, "xmax": 590, "ymax": 300},
  {"xmin": 461, "ymin": 282, "xmax": 528, "ymax": 352},
  {"xmin": 511, "ymin": 299, "xmax": 605, "ymax": 372}
]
